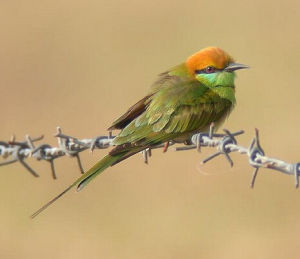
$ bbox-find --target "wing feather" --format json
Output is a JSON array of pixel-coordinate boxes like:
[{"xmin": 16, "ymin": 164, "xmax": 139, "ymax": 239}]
[{"xmin": 108, "ymin": 94, "xmax": 153, "ymax": 130}]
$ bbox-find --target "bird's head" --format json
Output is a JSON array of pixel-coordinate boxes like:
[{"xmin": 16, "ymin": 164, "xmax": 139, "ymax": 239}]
[{"xmin": 186, "ymin": 47, "xmax": 248, "ymax": 102}]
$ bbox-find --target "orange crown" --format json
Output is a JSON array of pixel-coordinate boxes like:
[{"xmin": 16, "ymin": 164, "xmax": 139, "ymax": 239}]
[{"xmin": 186, "ymin": 47, "xmax": 234, "ymax": 74}]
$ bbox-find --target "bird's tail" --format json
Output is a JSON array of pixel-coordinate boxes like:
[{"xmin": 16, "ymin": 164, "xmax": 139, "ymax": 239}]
[{"xmin": 31, "ymin": 153, "xmax": 123, "ymax": 218}]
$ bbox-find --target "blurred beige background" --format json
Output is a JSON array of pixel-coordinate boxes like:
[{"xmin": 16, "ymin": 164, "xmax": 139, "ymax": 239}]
[{"xmin": 1, "ymin": 0, "xmax": 300, "ymax": 258}]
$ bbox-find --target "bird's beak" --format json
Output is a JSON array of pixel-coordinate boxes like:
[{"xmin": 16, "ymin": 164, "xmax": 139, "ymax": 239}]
[{"xmin": 224, "ymin": 63, "xmax": 249, "ymax": 72}]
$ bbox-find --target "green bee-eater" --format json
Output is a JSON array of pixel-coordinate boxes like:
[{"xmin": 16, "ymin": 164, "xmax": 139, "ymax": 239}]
[{"xmin": 32, "ymin": 47, "xmax": 248, "ymax": 217}]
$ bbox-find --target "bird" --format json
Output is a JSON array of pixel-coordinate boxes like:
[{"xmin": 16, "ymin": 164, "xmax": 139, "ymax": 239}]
[{"xmin": 31, "ymin": 47, "xmax": 248, "ymax": 218}]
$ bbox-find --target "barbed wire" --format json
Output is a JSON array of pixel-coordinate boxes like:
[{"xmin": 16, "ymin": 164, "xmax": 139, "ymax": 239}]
[{"xmin": 0, "ymin": 125, "xmax": 299, "ymax": 188}]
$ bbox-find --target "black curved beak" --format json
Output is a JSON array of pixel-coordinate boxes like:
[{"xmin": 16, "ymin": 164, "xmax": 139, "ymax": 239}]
[{"xmin": 224, "ymin": 63, "xmax": 249, "ymax": 72}]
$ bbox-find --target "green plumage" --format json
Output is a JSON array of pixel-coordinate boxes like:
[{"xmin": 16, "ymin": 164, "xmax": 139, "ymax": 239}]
[
  {"xmin": 112, "ymin": 64, "xmax": 233, "ymax": 148},
  {"xmin": 31, "ymin": 48, "xmax": 247, "ymax": 218},
  {"xmin": 75, "ymin": 64, "xmax": 234, "ymax": 193}
]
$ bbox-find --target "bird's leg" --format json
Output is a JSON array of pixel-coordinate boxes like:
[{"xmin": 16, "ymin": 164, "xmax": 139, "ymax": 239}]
[{"xmin": 163, "ymin": 141, "xmax": 169, "ymax": 153}]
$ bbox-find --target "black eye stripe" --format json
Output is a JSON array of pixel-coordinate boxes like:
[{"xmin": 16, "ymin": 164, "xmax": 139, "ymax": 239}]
[
  {"xmin": 195, "ymin": 69, "xmax": 205, "ymax": 74},
  {"xmin": 195, "ymin": 66, "xmax": 221, "ymax": 74}
]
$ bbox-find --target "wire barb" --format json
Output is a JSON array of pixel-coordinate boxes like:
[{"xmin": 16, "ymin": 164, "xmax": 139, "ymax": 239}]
[
  {"xmin": 179, "ymin": 125, "xmax": 299, "ymax": 188},
  {"xmin": 0, "ymin": 127, "xmax": 114, "ymax": 178},
  {"xmin": 0, "ymin": 126, "xmax": 299, "ymax": 188}
]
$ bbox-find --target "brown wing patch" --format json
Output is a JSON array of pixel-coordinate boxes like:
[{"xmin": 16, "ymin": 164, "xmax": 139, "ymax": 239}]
[
  {"xmin": 108, "ymin": 94, "xmax": 153, "ymax": 130},
  {"xmin": 109, "ymin": 143, "xmax": 135, "ymax": 156}
]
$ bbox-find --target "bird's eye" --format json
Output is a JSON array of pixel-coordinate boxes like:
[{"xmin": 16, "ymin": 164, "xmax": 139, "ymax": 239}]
[
  {"xmin": 194, "ymin": 66, "xmax": 217, "ymax": 75},
  {"xmin": 205, "ymin": 66, "xmax": 216, "ymax": 73}
]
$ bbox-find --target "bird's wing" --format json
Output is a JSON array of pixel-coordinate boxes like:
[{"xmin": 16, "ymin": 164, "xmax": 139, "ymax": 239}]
[
  {"xmin": 107, "ymin": 65, "xmax": 187, "ymax": 131},
  {"xmin": 111, "ymin": 79, "xmax": 232, "ymax": 154},
  {"xmin": 108, "ymin": 94, "xmax": 153, "ymax": 130}
]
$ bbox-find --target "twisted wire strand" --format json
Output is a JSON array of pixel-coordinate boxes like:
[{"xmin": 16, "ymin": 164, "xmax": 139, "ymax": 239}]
[{"xmin": 0, "ymin": 125, "xmax": 299, "ymax": 188}]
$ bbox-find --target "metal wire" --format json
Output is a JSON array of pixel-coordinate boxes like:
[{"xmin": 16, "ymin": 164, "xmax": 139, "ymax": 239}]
[
  {"xmin": 0, "ymin": 125, "xmax": 299, "ymax": 188},
  {"xmin": 0, "ymin": 127, "xmax": 114, "ymax": 179}
]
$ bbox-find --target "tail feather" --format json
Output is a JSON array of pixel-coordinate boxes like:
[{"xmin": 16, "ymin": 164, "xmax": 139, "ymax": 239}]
[
  {"xmin": 31, "ymin": 154, "xmax": 121, "ymax": 219},
  {"xmin": 76, "ymin": 155, "xmax": 121, "ymax": 191}
]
